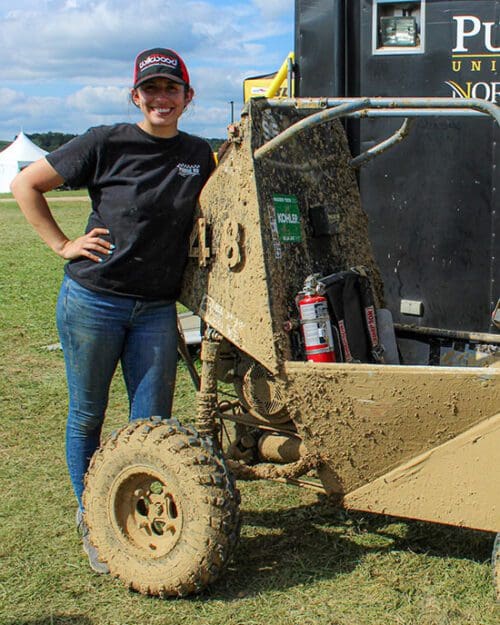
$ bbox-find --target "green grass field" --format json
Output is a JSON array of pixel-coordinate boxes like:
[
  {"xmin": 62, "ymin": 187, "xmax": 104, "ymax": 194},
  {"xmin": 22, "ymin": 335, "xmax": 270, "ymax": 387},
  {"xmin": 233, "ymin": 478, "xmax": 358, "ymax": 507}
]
[{"xmin": 0, "ymin": 195, "xmax": 498, "ymax": 625}]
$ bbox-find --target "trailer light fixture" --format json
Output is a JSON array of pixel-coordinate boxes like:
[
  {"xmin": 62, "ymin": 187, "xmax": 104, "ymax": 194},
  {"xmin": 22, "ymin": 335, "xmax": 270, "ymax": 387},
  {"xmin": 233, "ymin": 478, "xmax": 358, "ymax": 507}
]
[{"xmin": 380, "ymin": 16, "xmax": 418, "ymax": 47}]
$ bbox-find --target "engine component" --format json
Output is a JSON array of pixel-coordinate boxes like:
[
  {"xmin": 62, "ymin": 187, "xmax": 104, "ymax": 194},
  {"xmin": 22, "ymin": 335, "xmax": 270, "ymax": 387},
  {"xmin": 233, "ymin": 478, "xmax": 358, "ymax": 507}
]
[
  {"xmin": 258, "ymin": 432, "xmax": 306, "ymax": 464},
  {"xmin": 234, "ymin": 355, "xmax": 290, "ymax": 424}
]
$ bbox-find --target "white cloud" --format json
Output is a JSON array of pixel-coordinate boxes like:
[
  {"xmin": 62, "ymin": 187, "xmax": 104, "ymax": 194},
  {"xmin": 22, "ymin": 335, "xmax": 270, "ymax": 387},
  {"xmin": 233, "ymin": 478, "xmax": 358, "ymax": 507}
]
[
  {"xmin": 251, "ymin": 0, "xmax": 293, "ymax": 20},
  {"xmin": 0, "ymin": 0, "xmax": 293, "ymax": 139},
  {"xmin": 2, "ymin": 2, "xmax": 198, "ymax": 82},
  {"xmin": 0, "ymin": 90, "xmax": 64, "ymax": 137},
  {"xmin": 0, "ymin": 88, "xmax": 20, "ymax": 108},
  {"xmin": 67, "ymin": 86, "xmax": 130, "ymax": 115}
]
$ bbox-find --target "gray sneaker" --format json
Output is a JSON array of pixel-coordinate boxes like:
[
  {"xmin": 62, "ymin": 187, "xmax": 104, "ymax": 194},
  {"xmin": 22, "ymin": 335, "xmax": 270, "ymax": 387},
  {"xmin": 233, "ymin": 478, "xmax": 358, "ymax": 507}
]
[{"xmin": 76, "ymin": 508, "xmax": 110, "ymax": 575}]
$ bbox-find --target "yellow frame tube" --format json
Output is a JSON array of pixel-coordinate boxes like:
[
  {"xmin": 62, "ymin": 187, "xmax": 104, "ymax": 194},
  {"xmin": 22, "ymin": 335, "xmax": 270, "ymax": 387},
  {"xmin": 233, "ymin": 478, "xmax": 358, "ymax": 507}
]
[{"xmin": 265, "ymin": 52, "xmax": 294, "ymax": 98}]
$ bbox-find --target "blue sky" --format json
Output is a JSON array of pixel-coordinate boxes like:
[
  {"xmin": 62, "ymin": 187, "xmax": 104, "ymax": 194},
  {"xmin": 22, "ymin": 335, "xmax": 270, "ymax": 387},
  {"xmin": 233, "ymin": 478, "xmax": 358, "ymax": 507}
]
[{"xmin": 0, "ymin": 0, "xmax": 294, "ymax": 141}]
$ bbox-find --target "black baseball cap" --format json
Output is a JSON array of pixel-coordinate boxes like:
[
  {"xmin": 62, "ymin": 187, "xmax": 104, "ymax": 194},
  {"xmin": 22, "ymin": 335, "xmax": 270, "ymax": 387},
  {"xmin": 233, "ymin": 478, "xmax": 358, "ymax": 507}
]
[{"xmin": 133, "ymin": 48, "xmax": 190, "ymax": 88}]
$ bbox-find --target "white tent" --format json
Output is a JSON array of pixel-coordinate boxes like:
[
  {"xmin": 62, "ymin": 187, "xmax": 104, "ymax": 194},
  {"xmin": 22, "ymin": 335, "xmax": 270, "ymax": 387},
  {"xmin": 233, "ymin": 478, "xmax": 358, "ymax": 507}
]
[{"xmin": 0, "ymin": 132, "xmax": 48, "ymax": 192}]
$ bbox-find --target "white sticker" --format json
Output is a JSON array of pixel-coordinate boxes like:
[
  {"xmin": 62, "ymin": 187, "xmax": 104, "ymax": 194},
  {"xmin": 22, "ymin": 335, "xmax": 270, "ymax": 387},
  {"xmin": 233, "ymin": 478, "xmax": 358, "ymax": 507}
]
[{"xmin": 200, "ymin": 295, "xmax": 245, "ymax": 344}]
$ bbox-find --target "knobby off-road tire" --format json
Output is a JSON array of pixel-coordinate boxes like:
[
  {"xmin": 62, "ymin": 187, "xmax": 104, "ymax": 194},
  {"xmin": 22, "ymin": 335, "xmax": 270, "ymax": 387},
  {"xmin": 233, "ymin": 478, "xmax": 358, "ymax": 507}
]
[
  {"xmin": 82, "ymin": 417, "xmax": 240, "ymax": 596},
  {"xmin": 493, "ymin": 533, "xmax": 500, "ymax": 602}
]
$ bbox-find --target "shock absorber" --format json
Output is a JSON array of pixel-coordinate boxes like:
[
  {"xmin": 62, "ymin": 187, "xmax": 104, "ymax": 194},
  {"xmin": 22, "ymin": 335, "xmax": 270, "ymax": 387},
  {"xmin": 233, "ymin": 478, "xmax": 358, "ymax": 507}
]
[{"xmin": 297, "ymin": 274, "xmax": 336, "ymax": 363}]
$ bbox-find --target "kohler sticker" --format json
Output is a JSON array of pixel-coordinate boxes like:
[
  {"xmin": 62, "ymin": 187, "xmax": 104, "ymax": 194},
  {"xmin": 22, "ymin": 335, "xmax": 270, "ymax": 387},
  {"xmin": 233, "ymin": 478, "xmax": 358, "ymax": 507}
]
[
  {"xmin": 273, "ymin": 194, "xmax": 302, "ymax": 243},
  {"xmin": 446, "ymin": 14, "xmax": 500, "ymax": 102}
]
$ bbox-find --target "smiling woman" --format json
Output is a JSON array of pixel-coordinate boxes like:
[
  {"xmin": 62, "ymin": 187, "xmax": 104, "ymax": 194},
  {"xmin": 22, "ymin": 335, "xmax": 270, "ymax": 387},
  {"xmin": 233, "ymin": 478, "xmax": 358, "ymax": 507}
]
[
  {"xmin": 10, "ymin": 46, "xmax": 216, "ymax": 575},
  {"xmin": 132, "ymin": 78, "xmax": 192, "ymax": 136},
  {"xmin": 130, "ymin": 48, "xmax": 194, "ymax": 138}
]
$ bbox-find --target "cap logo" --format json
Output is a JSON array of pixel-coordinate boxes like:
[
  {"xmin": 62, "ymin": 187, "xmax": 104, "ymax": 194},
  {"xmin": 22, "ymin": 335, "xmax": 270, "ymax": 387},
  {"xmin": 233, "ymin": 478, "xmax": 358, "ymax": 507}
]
[
  {"xmin": 134, "ymin": 48, "xmax": 189, "ymax": 87},
  {"xmin": 139, "ymin": 54, "xmax": 178, "ymax": 71}
]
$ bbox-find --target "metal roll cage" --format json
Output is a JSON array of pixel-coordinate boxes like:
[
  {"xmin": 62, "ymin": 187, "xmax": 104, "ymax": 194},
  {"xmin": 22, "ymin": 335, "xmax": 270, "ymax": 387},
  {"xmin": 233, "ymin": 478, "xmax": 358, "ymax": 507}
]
[{"xmin": 253, "ymin": 97, "xmax": 500, "ymax": 166}]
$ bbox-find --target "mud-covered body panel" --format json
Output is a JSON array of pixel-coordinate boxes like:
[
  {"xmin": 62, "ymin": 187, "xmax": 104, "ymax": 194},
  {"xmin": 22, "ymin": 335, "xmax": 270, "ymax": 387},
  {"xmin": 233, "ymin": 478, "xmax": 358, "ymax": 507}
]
[
  {"xmin": 181, "ymin": 99, "xmax": 381, "ymax": 372},
  {"xmin": 181, "ymin": 98, "xmax": 499, "ymax": 534},
  {"xmin": 343, "ymin": 412, "xmax": 500, "ymax": 532},
  {"xmin": 285, "ymin": 360, "xmax": 500, "ymax": 530}
]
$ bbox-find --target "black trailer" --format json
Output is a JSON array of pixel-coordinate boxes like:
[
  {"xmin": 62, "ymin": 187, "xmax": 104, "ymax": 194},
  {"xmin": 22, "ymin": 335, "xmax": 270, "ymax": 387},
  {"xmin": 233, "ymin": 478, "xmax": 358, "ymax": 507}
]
[{"xmin": 295, "ymin": 0, "xmax": 499, "ymax": 363}]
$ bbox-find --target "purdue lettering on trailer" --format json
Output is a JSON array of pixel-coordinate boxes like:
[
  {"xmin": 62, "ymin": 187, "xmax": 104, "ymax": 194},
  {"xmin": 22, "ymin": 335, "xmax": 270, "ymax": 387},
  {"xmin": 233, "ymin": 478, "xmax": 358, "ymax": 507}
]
[{"xmin": 447, "ymin": 14, "xmax": 500, "ymax": 102}]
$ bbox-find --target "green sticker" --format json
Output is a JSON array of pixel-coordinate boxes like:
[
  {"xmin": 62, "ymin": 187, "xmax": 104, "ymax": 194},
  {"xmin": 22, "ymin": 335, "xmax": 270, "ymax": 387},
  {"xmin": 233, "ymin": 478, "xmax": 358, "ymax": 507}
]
[{"xmin": 273, "ymin": 194, "xmax": 302, "ymax": 243}]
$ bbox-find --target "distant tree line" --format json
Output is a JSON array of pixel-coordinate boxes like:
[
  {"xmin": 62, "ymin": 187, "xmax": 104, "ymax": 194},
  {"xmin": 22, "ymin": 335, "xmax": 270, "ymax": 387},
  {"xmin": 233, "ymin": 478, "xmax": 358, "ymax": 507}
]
[
  {"xmin": 206, "ymin": 138, "xmax": 225, "ymax": 152},
  {"xmin": 0, "ymin": 132, "xmax": 75, "ymax": 153},
  {"xmin": 27, "ymin": 132, "xmax": 77, "ymax": 152},
  {"xmin": 0, "ymin": 132, "xmax": 224, "ymax": 155},
  {"xmin": 25, "ymin": 132, "xmax": 224, "ymax": 153}
]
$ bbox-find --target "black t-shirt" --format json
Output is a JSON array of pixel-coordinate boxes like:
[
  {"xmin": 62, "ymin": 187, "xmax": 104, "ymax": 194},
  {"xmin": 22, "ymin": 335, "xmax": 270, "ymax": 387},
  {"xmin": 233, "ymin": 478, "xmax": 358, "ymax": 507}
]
[{"xmin": 47, "ymin": 123, "xmax": 215, "ymax": 300}]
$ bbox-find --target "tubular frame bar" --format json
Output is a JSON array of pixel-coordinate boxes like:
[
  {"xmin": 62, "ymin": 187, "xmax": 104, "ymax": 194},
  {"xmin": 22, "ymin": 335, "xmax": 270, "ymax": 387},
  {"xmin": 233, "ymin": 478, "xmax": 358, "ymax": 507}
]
[
  {"xmin": 254, "ymin": 99, "xmax": 370, "ymax": 160},
  {"xmin": 350, "ymin": 118, "xmax": 414, "ymax": 168},
  {"xmin": 254, "ymin": 97, "xmax": 500, "ymax": 160}
]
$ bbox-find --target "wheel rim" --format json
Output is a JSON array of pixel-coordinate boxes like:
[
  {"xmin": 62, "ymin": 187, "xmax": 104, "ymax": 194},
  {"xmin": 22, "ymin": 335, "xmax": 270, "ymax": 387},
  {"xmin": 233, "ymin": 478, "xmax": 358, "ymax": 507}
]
[{"xmin": 108, "ymin": 465, "xmax": 183, "ymax": 558}]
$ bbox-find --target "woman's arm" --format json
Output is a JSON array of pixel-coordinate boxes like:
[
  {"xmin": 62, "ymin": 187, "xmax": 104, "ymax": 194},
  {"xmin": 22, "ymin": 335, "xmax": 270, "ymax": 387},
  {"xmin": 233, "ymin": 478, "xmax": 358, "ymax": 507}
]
[{"xmin": 11, "ymin": 158, "xmax": 113, "ymax": 263}]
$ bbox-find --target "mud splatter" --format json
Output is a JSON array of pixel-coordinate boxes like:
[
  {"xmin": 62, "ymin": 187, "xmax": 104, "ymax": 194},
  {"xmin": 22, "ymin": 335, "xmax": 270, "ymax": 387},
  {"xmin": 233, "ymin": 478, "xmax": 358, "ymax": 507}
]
[
  {"xmin": 181, "ymin": 99, "xmax": 383, "ymax": 373},
  {"xmin": 284, "ymin": 360, "xmax": 500, "ymax": 499}
]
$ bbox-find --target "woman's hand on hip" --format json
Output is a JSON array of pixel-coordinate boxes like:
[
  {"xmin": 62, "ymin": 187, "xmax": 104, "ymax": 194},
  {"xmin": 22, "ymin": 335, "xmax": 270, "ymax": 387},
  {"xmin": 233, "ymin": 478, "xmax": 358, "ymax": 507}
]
[
  {"xmin": 59, "ymin": 228, "xmax": 114, "ymax": 262},
  {"xmin": 11, "ymin": 159, "xmax": 114, "ymax": 263}
]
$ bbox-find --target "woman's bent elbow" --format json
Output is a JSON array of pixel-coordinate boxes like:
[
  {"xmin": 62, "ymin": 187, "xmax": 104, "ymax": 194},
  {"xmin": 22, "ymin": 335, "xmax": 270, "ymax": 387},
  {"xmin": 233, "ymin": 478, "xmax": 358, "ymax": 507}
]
[{"xmin": 10, "ymin": 172, "xmax": 23, "ymax": 197}]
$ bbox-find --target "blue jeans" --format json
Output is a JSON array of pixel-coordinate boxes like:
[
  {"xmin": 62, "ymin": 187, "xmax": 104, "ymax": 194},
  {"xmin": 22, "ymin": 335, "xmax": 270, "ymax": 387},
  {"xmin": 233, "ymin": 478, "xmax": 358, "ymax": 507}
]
[{"xmin": 56, "ymin": 275, "xmax": 178, "ymax": 508}]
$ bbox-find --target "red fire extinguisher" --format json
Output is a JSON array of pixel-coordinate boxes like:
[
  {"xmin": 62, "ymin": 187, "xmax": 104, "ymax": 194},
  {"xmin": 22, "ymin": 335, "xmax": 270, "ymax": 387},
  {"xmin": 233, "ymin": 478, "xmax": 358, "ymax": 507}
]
[{"xmin": 298, "ymin": 275, "xmax": 336, "ymax": 363}]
